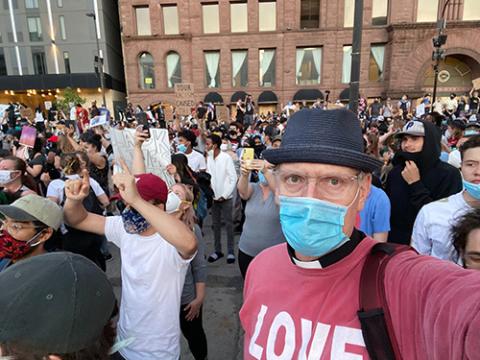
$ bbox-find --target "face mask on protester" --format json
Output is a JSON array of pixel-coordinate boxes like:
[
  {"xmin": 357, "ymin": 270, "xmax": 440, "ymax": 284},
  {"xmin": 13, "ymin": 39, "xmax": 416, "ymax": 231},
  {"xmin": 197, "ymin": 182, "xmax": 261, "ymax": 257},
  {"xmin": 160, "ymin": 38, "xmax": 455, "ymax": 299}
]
[
  {"xmin": 220, "ymin": 144, "xmax": 228, "ymax": 152},
  {"xmin": 258, "ymin": 171, "xmax": 268, "ymax": 185},
  {"xmin": 166, "ymin": 192, "xmax": 182, "ymax": 214},
  {"xmin": 463, "ymin": 180, "xmax": 480, "ymax": 200},
  {"xmin": 0, "ymin": 229, "xmax": 44, "ymax": 260},
  {"xmin": 177, "ymin": 144, "xmax": 188, "ymax": 153},
  {"xmin": 279, "ymin": 188, "xmax": 359, "ymax": 258},
  {"xmin": 0, "ymin": 170, "xmax": 19, "ymax": 186},
  {"xmin": 121, "ymin": 207, "xmax": 150, "ymax": 234}
]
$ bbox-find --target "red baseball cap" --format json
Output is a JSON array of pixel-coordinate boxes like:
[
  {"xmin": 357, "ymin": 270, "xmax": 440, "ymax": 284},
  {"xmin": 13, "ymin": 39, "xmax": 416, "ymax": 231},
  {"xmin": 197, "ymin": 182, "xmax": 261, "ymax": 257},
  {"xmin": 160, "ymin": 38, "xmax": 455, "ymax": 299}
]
[{"xmin": 135, "ymin": 173, "xmax": 168, "ymax": 204}]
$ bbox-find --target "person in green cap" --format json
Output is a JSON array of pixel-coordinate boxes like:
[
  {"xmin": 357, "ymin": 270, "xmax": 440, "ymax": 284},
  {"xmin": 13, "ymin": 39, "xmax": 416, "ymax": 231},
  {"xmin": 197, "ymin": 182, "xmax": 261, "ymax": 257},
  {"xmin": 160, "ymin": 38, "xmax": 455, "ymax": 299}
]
[{"xmin": 0, "ymin": 194, "xmax": 63, "ymax": 272}]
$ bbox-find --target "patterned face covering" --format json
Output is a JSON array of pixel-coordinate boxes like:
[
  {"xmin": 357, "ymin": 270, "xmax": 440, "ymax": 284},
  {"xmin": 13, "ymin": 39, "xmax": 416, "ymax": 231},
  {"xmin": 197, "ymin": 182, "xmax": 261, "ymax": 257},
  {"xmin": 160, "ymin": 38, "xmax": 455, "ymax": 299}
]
[
  {"xmin": 0, "ymin": 230, "xmax": 42, "ymax": 260},
  {"xmin": 121, "ymin": 207, "xmax": 150, "ymax": 234}
]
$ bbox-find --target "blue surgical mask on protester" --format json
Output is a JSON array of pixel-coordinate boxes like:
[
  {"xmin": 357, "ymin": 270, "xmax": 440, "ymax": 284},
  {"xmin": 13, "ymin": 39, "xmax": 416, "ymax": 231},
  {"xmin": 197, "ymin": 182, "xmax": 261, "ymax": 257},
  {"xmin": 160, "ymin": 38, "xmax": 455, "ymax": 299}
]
[
  {"xmin": 258, "ymin": 171, "xmax": 268, "ymax": 185},
  {"xmin": 121, "ymin": 207, "xmax": 150, "ymax": 234},
  {"xmin": 177, "ymin": 144, "xmax": 188, "ymax": 153},
  {"xmin": 279, "ymin": 192, "xmax": 358, "ymax": 258},
  {"xmin": 463, "ymin": 180, "xmax": 480, "ymax": 200}
]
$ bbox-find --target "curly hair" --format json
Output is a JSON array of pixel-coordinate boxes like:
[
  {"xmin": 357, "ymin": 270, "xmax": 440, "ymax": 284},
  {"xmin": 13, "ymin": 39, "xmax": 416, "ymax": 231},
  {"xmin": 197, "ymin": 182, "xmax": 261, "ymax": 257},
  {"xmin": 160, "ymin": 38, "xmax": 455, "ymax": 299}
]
[
  {"xmin": 0, "ymin": 320, "xmax": 116, "ymax": 360},
  {"xmin": 451, "ymin": 208, "xmax": 480, "ymax": 261}
]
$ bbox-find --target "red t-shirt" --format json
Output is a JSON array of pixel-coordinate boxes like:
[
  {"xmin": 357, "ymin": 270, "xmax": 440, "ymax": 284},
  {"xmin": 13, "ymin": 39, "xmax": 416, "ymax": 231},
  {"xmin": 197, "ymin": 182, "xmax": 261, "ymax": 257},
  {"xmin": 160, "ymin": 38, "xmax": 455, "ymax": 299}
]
[{"xmin": 240, "ymin": 239, "xmax": 480, "ymax": 359}]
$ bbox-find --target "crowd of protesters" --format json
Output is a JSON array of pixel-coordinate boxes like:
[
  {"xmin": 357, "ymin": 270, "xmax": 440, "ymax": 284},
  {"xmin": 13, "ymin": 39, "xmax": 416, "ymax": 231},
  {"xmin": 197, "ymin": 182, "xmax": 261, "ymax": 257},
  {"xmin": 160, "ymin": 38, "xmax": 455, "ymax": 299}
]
[{"xmin": 0, "ymin": 88, "xmax": 479, "ymax": 359}]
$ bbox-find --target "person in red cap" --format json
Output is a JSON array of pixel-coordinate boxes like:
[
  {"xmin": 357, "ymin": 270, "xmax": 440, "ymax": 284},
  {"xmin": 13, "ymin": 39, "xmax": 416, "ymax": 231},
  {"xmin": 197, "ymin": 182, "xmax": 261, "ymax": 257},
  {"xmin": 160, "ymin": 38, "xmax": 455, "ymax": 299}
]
[{"xmin": 63, "ymin": 163, "xmax": 197, "ymax": 360}]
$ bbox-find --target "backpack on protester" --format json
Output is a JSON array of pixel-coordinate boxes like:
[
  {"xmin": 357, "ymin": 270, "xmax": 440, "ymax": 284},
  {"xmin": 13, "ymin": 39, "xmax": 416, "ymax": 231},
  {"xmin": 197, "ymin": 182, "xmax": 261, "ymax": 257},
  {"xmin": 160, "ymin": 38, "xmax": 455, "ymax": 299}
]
[{"xmin": 357, "ymin": 242, "xmax": 416, "ymax": 360}]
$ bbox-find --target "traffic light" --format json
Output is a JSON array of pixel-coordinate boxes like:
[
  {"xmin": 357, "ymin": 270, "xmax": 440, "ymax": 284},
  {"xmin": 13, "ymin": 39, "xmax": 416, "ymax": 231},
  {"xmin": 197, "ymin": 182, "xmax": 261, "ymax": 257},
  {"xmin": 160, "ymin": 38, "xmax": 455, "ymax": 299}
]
[{"xmin": 432, "ymin": 34, "xmax": 448, "ymax": 48}]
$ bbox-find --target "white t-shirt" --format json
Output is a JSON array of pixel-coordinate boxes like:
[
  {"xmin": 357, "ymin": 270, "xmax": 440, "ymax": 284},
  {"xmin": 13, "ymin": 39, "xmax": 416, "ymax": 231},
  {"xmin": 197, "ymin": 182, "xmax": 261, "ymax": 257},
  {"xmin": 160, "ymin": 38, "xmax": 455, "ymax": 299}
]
[
  {"xmin": 185, "ymin": 150, "xmax": 206, "ymax": 172},
  {"xmin": 105, "ymin": 216, "xmax": 192, "ymax": 360},
  {"xmin": 46, "ymin": 174, "xmax": 105, "ymax": 204},
  {"xmin": 412, "ymin": 191, "xmax": 470, "ymax": 262}
]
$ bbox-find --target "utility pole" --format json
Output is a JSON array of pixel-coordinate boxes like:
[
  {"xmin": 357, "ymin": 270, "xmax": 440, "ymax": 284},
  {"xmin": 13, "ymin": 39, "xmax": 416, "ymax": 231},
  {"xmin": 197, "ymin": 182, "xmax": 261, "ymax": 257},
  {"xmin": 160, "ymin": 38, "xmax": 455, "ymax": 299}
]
[
  {"xmin": 349, "ymin": 0, "xmax": 364, "ymax": 114},
  {"xmin": 431, "ymin": 0, "xmax": 451, "ymax": 112},
  {"xmin": 86, "ymin": 12, "xmax": 106, "ymax": 107}
]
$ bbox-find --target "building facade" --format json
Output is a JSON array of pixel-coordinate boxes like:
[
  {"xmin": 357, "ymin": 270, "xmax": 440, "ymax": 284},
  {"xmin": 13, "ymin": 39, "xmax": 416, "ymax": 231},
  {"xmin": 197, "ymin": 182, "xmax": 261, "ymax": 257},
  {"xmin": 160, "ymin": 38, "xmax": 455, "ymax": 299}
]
[
  {"xmin": 119, "ymin": 0, "xmax": 480, "ymax": 114},
  {"xmin": 0, "ymin": 0, "xmax": 126, "ymax": 113}
]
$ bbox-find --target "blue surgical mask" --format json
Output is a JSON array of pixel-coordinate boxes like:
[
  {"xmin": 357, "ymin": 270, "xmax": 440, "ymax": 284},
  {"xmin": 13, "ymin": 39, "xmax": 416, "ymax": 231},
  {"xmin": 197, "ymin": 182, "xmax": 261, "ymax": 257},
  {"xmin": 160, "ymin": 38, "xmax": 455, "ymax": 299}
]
[
  {"xmin": 177, "ymin": 144, "xmax": 188, "ymax": 153},
  {"xmin": 121, "ymin": 207, "xmax": 150, "ymax": 234},
  {"xmin": 279, "ymin": 196, "xmax": 351, "ymax": 258},
  {"xmin": 463, "ymin": 180, "xmax": 480, "ymax": 200},
  {"xmin": 258, "ymin": 171, "xmax": 268, "ymax": 185}
]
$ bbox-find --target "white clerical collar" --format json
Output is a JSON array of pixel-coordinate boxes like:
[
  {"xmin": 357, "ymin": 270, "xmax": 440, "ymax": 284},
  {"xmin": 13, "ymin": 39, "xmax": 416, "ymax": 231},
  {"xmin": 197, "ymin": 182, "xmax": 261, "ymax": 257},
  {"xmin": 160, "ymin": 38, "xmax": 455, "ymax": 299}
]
[{"xmin": 292, "ymin": 256, "xmax": 323, "ymax": 269}]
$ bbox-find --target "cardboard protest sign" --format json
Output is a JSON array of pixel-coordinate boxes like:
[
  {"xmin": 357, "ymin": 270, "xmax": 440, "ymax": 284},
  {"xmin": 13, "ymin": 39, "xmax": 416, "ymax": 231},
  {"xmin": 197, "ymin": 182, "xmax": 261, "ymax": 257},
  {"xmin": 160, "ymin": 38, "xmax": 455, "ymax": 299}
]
[
  {"xmin": 174, "ymin": 83, "xmax": 195, "ymax": 116},
  {"xmin": 473, "ymin": 77, "xmax": 480, "ymax": 90},
  {"xmin": 110, "ymin": 128, "xmax": 175, "ymax": 187},
  {"xmin": 44, "ymin": 101, "xmax": 52, "ymax": 110},
  {"xmin": 164, "ymin": 105, "xmax": 174, "ymax": 122},
  {"xmin": 90, "ymin": 114, "xmax": 108, "ymax": 128},
  {"xmin": 19, "ymin": 126, "xmax": 37, "ymax": 148},
  {"xmin": 216, "ymin": 105, "xmax": 230, "ymax": 123}
]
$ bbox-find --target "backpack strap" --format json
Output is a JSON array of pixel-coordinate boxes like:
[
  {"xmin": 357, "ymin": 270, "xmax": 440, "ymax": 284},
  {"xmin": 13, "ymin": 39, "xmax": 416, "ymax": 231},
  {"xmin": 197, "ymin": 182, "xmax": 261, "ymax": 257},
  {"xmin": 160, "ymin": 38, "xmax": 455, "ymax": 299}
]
[{"xmin": 357, "ymin": 242, "xmax": 414, "ymax": 360}]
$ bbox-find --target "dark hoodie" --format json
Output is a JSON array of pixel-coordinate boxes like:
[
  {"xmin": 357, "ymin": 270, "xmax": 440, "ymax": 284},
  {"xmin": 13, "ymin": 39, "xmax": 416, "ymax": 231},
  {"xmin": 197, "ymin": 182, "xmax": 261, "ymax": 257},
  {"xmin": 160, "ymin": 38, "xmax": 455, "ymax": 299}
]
[{"xmin": 385, "ymin": 120, "xmax": 462, "ymax": 245}]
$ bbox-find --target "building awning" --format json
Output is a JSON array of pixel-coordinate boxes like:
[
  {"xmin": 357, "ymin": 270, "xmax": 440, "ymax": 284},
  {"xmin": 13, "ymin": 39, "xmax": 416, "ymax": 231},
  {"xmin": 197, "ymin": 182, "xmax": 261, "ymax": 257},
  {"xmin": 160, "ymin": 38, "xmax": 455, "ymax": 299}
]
[
  {"xmin": 230, "ymin": 91, "xmax": 248, "ymax": 103},
  {"xmin": 339, "ymin": 88, "xmax": 350, "ymax": 102},
  {"xmin": 258, "ymin": 91, "xmax": 278, "ymax": 104},
  {"xmin": 204, "ymin": 92, "xmax": 224, "ymax": 104},
  {"xmin": 293, "ymin": 89, "xmax": 324, "ymax": 101},
  {"xmin": 0, "ymin": 73, "xmax": 125, "ymax": 92}
]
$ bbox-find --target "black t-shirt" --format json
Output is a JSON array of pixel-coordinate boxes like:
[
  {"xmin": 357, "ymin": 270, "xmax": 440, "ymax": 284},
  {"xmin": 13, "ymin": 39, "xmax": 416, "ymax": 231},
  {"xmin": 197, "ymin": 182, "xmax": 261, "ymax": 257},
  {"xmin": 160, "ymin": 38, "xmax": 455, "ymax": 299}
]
[
  {"xmin": 197, "ymin": 106, "xmax": 207, "ymax": 119},
  {"xmin": 370, "ymin": 102, "xmax": 382, "ymax": 116},
  {"xmin": 245, "ymin": 102, "xmax": 255, "ymax": 115},
  {"xmin": 470, "ymin": 96, "xmax": 479, "ymax": 111}
]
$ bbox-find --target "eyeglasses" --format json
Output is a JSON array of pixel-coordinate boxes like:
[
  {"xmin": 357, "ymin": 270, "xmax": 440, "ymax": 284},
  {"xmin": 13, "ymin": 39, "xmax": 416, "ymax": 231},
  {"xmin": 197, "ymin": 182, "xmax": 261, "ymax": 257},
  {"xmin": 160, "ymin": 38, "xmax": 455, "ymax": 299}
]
[
  {"xmin": 274, "ymin": 169, "xmax": 364, "ymax": 202},
  {"xmin": 0, "ymin": 219, "xmax": 44, "ymax": 236}
]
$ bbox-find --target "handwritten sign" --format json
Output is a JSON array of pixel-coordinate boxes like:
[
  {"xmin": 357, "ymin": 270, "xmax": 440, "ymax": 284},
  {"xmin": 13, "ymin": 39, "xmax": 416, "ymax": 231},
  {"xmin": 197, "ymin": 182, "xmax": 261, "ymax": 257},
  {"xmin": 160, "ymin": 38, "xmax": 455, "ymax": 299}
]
[
  {"xmin": 473, "ymin": 77, "xmax": 480, "ymax": 90},
  {"xmin": 175, "ymin": 83, "xmax": 195, "ymax": 116},
  {"xmin": 164, "ymin": 105, "xmax": 174, "ymax": 122},
  {"xmin": 216, "ymin": 105, "xmax": 230, "ymax": 123},
  {"xmin": 19, "ymin": 126, "xmax": 37, "ymax": 148},
  {"xmin": 110, "ymin": 128, "xmax": 175, "ymax": 187}
]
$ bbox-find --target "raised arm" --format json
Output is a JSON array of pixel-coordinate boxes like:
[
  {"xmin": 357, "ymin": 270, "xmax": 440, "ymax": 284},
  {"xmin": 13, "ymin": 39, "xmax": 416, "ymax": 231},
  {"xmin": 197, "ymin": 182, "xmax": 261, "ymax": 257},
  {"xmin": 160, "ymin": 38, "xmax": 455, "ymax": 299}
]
[
  {"xmin": 132, "ymin": 127, "xmax": 149, "ymax": 175},
  {"xmin": 238, "ymin": 160, "xmax": 254, "ymax": 200},
  {"xmin": 63, "ymin": 170, "xmax": 106, "ymax": 235},
  {"xmin": 113, "ymin": 160, "xmax": 197, "ymax": 259}
]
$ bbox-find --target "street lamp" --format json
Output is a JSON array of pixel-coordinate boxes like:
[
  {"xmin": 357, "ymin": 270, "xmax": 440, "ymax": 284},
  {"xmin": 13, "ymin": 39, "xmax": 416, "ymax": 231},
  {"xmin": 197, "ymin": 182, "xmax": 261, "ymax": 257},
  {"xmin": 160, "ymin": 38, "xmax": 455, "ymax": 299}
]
[
  {"xmin": 431, "ymin": 0, "xmax": 451, "ymax": 112},
  {"xmin": 86, "ymin": 12, "xmax": 106, "ymax": 107},
  {"xmin": 348, "ymin": 0, "xmax": 364, "ymax": 114}
]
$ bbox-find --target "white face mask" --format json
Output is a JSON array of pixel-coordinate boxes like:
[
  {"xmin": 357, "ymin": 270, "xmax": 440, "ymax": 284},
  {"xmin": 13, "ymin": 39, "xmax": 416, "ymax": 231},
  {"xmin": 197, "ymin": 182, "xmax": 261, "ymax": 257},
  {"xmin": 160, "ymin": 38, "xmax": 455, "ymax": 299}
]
[
  {"xmin": 0, "ymin": 170, "xmax": 18, "ymax": 186},
  {"xmin": 166, "ymin": 192, "xmax": 182, "ymax": 214},
  {"xmin": 220, "ymin": 144, "xmax": 228, "ymax": 152}
]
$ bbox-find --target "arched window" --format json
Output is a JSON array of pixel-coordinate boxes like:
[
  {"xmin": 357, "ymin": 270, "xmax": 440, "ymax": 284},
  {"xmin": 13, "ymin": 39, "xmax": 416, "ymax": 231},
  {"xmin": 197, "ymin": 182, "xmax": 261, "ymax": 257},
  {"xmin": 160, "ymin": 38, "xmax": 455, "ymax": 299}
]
[
  {"xmin": 166, "ymin": 51, "xmax": 182, "ymax": 88},
  {"xmin": 138, "ymin": 52, "xmax": 155, "ymax": 89}
]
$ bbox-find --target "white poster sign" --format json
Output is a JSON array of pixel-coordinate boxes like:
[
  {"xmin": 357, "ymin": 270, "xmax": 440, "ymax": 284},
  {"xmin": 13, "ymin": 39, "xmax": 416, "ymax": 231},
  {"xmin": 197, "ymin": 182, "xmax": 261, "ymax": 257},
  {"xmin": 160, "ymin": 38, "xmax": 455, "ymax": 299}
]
[
  {"xmin": 416, "ymin": 103, "xmax": 426, "ymax": 117},
  {"xmin": 90, "ymin": 114, "xmax": 108, "ymax": 127},
  {"xmin": 110, "ymin": 128, "xmax": 175, "ymax": 187}
]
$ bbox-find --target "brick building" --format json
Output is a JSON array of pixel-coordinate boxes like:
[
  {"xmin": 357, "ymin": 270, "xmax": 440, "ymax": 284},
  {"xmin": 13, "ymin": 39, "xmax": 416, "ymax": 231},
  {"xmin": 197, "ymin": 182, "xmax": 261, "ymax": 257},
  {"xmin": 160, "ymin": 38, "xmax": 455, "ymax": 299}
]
[{"xmin": 119, "ymin": 0, "xmax": 480, "ymax": 114}]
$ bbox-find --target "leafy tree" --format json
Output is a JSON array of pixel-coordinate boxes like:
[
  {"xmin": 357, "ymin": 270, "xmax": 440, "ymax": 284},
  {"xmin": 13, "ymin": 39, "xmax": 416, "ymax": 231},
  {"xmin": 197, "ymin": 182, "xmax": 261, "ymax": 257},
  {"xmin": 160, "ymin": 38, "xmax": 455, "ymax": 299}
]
[{"xmin": 56, "ymin": 87, "xmax": 86, "ymax": 113}]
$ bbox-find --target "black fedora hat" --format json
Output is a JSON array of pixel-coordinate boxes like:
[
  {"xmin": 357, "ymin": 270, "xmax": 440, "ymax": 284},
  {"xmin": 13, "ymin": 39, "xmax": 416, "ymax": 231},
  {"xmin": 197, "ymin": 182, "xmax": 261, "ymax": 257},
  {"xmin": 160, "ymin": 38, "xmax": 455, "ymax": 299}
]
[{"xmin": 263, "ymin": 108, "xmax": 382, "ymax": 172}]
